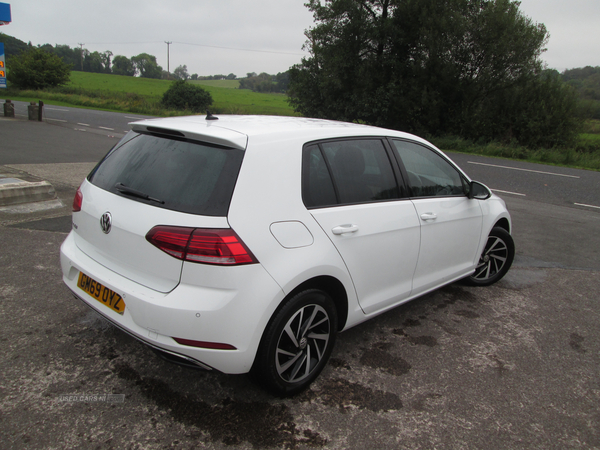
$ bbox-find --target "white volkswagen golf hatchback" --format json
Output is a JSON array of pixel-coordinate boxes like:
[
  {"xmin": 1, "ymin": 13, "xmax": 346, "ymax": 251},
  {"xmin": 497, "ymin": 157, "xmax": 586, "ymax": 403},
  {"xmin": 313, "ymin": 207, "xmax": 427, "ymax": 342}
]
[{"xmin": 61, "ymin": 114, "xmax": 514, "ymax": 395}]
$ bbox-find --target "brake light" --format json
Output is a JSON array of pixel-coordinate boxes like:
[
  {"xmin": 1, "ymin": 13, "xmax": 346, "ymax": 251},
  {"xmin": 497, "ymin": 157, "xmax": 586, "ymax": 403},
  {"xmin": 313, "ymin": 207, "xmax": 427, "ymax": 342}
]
[
  {"xmin": 73, "ymin": 187, "xmax": 83, "ymax": 212},
  {"xmin": 146, "ymin": 226, "xmax": 257, "ymax": 266}
]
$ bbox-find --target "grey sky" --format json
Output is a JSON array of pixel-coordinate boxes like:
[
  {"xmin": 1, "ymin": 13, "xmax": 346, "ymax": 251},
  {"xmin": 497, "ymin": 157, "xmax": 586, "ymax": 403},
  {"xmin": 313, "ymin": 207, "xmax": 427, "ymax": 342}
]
[{"xmin": 3, "ymin": 0, "xmax": 599, "ymax": 76}]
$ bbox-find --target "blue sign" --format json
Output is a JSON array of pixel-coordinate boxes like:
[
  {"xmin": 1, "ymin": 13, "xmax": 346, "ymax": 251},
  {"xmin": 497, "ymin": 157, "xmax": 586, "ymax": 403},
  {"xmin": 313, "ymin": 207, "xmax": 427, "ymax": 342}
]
[
  {"xmin": 0, "ymin": 43, "xmax": 6, "ymax": 88},
  {"xmin": 0, "ymin": 3, "xmax": 11, "ymax": 24}
]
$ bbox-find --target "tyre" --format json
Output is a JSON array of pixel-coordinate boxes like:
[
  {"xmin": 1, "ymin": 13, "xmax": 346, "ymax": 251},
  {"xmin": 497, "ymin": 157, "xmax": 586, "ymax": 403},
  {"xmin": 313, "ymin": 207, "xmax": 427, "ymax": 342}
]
[
  {"xmin": 466, "ymin": 227, "xmax": 515, "ymax": 286},
  {"xmin": 251, "ymin": 289, "xmax": 337, "ymax": 396}
]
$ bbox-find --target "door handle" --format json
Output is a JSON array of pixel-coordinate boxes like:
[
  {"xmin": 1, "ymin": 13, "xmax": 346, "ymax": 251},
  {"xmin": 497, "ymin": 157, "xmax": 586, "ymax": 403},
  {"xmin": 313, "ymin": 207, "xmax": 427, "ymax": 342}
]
[
  {"xmin": 420, "ymin": 212, "xmax": 437, "ymax": 221},
  {"xmin": 332, "ymin": 224, "xmax": 359, "ymax": 235}
]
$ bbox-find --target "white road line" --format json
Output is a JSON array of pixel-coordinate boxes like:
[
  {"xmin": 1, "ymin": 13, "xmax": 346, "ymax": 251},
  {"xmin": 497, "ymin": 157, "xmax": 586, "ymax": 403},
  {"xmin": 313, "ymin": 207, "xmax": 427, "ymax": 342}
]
[
  {"xmin": 468, "ymin": 161, "xmax": 580, "ymax": 179},
  {"xmin": 99, "ymin": 126, "xmax": 114, "ymax": 131},
  {"xmin": 74, "ymin": 128, "xmax": 87, "ymax": 132},
  {"xmin": 46, "ymin": 118, "xmax": 67, "ymax": 122},
  {"xmin": 574, "ymin": 203, "xmax": 600, "ymax": 210},
  {"xmin": 45, "ymin": 107, "xmax": 69, "ymax": 111},
  {"xmin": 77, "ymin": 123, "xmax": 90, "ymax": 127},
  {"xmin": 491, "ymin": 189, "xmax": 526, "ymax": 197}
]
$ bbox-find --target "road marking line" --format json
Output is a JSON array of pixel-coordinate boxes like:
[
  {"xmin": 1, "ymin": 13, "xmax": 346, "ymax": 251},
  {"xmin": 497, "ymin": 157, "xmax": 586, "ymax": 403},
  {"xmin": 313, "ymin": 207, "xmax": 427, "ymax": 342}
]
[
  {"xmin": 45, "ymin": 107, "xmax": 69, "ymax": 111},
  {"xmin": 491, "ymin": 189, "xmax": 526, "ymax": 196},
  {"xmin": 99, "ymin": 126, "xmax": 114, "ymax": 131},
  {"xmin": 468, "ymin": 161, "xmax": 580, "ymax": 178},
  {"xmin": 75, "ymin": 128, "xmax": 87, "ymax": 132},
  {"xmin": 574, "ymin": 203, "xmax": 600, "ymax": 210},
  {"xmin": 77, "ymin": 123, "xmax": 90, "ymax": 127},
  {"xmin": 46, "ymin": 118, "xmax": 67, "ymax": 122}
]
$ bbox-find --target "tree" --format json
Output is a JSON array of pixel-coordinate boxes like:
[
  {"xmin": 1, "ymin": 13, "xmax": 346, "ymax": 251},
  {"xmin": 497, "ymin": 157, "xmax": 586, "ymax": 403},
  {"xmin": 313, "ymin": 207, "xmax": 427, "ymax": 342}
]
[
  {"xmin": 53, "ymin": 44, "xmax": 78, "ymax": 69},
  {"xmin": 83, "ymin": 50, "xmax": 104, "ymax": 73},
  {"xmin": 161, "ymin": 80, "xmax": 213, "ymax": 112},
  {"xmin": 7, "ymin": 47, "xmax": 70, "ymax": 89},
  {"xmin": 100, "ymin": 51, "xmax": 113, "ymax": 74},
  {"xmin": 112, "ymin": 55, "xmax": 135, "ymax": 76},
  {"xmin": 131, "ymin": 53, "xmax": 162, "ymax": 79},
  {"xmin": 288, "ymin": 0, "xmax": 579, "ymax": 147},
  {"xmin": 173, "ymin": 64, "xmax": 189, "ymax": 80}
]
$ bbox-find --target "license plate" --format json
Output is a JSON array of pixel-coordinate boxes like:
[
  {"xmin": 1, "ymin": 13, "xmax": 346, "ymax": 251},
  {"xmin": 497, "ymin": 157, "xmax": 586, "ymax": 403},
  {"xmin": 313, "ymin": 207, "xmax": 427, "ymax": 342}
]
[{"xmin": 77, "ymin": 272, "xmax": 126, "ymax": 315}]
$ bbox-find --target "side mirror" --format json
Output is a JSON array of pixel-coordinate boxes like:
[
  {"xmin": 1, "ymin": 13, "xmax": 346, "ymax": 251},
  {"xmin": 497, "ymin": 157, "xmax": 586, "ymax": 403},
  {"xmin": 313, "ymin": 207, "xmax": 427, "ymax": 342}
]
[{"xmin": 468, "ymin": 181, "xmax": 492, "ymax": 200}]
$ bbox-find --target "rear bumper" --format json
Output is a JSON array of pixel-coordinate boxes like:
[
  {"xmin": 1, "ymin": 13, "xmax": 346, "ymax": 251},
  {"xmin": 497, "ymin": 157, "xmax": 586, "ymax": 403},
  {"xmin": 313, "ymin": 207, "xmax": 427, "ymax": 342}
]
[{"xmin": 60, "ymin": 231, "xmax": 284, "ymax": 374}]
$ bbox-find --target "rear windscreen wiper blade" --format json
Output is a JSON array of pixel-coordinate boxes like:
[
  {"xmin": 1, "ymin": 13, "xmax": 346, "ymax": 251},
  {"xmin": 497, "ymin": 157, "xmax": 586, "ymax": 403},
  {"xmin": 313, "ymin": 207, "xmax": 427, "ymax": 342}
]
[{"xmin": 115, "ymin": 183, "xmax": 165, "ymax": 204}]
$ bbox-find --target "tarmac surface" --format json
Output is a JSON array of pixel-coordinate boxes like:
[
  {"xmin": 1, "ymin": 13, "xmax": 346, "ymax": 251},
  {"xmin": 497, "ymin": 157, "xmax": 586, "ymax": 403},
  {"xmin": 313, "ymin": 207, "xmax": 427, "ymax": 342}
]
[{"xmin": 0, "ymin": 117, "xmax": 599, "ymax": 449}]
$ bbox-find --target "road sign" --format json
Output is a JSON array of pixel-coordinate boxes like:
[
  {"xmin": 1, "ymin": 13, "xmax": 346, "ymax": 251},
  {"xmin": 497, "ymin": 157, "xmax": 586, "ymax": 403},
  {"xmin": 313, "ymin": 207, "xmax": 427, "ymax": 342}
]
[
  {"xmin": 0, "ymin": 3, "xmax": 11, "ymax": 25},
  {"xmin": 0, "ymin": 43, "xmax": 6, "ymax": 88}
]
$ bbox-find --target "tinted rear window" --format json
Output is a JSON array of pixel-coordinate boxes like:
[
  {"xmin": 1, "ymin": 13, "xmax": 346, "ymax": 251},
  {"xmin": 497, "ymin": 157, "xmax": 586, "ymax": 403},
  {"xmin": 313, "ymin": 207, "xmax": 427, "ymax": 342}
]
[{"xmin": 88, "ymin": 132, "xmax": 244, "ymax": 216}]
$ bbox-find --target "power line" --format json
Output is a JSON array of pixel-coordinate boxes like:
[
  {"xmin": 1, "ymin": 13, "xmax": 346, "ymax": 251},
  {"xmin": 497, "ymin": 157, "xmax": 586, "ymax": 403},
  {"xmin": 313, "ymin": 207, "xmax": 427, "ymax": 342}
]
[
  {"xmin": 173, "ymin": 41, "xmax": 305, "ymax": 56},
  {"xmin": 70, "ymin": 41, "xmax": 305, "ymax": 57}
]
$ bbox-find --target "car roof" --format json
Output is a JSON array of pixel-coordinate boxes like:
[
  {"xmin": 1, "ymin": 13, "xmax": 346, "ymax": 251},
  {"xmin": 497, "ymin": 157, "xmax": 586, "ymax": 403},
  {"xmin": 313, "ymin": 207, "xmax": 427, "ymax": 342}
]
[{"xmin": 130, "ymin": 115, "xmax": 430, "ymax": 150}]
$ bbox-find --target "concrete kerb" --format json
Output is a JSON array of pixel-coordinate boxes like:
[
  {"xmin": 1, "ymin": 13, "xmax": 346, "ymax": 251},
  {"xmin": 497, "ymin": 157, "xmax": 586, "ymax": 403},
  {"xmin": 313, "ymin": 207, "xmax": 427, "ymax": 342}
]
[{"xmin": 0, "ymin": 179, "xmax": 57, "ymax": 206}]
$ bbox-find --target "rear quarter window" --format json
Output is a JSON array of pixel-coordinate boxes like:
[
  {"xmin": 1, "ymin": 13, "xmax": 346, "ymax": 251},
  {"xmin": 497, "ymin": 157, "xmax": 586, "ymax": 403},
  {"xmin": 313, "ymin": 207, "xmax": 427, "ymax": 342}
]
[{"xmin": 88, "ymin": 132, "xmax": 244, "ymax": 216}]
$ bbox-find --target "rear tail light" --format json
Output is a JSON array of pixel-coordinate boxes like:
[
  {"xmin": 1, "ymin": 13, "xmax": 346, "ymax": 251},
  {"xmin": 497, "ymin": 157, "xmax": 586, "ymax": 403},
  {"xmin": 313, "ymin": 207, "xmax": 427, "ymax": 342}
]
[
  {"xmin": 146, "ymin": 226, "xmax": 257, "ymax": 266},
  {"xmin": 72, "ymin": 186, "xmax": 83, "ymax": 212}
]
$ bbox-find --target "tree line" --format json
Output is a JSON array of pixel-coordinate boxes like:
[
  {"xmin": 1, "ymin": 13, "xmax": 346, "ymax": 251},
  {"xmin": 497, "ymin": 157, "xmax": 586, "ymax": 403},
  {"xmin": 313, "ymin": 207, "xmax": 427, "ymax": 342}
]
[
  {"xmin": 288, "ymin": 0, "xmax": 587, "ymax": 149},
  {"xmin": 0, "ymin": 32, "xmax": 288, "ymax": 91}
]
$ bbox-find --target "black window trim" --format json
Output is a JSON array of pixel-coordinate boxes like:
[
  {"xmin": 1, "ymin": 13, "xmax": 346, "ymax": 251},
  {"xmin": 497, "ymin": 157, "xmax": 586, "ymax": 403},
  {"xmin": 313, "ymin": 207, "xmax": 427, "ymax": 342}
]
[{"xmin": 302, "ymin": 136, "xmax": 409, "ymax": 210}]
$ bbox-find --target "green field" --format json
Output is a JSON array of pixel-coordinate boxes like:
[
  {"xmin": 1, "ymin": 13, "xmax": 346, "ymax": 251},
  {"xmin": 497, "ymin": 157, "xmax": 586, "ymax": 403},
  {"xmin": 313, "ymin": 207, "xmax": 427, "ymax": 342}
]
[
  {"xmin": 192, "ymin": 79, "xmax": 240, "ymax": 89},
  {"xmin": 64, "ymin": 72, "xmax": 294, "ymax": 116}
]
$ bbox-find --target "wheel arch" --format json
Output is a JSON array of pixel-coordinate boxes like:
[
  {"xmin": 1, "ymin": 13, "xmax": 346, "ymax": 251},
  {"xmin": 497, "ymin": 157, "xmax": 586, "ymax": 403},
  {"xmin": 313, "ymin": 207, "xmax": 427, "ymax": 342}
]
[
  {"xmin": 494, "ymin": 217, "xmax": 511, "ymax": 233},
  {"xmin": 283, "ymin": 276, "xmax": 349, "ymax": 331}
]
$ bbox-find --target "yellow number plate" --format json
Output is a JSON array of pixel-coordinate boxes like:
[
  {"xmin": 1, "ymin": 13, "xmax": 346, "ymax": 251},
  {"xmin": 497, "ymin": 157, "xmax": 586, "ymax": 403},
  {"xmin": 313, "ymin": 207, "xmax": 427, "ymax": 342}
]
[{"xmin": 77, "ymin": 272, "xmax": 126, "ymax": 315}]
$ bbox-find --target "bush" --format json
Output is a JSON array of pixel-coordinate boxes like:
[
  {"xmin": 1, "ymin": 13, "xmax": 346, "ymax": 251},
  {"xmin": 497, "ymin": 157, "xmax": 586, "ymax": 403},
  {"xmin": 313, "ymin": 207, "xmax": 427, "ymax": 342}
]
[
  {"xmin": 161, "ymin": 80, "xmax": 213, "ymax": 113},
  {"xmin": 7, "ymin": 47, "xmax": 71, "ymax": 90}
]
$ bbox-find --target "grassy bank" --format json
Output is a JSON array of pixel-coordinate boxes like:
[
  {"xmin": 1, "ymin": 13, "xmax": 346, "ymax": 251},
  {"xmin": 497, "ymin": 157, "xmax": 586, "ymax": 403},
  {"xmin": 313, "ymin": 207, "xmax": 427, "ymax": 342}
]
[{"xmin": 430, "ymin": 121, "xmax": 600, "ymax": 171}]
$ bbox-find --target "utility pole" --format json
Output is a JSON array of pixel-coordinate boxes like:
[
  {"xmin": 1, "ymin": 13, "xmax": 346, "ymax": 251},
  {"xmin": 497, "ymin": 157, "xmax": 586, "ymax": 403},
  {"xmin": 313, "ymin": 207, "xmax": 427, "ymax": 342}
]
[
  {"xmin": 78, "ymin": 43, "xmax": 84, "ymax": 71},
  {"xmin": 165, "ymin": 41, "xmax": 172, "ymax": 79}
]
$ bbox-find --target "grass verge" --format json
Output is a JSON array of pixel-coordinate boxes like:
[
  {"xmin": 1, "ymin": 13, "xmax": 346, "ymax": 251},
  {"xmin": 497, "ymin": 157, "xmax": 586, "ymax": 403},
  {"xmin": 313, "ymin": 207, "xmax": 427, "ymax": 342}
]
[{"xmin": 430, "ymin": 135, "xmax": 600, "ymax": 171}]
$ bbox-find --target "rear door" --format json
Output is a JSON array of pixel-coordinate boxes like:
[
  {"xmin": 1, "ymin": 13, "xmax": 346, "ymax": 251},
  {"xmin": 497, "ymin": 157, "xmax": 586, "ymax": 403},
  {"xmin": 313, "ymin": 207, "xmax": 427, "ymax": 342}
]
[{"xmin": 303, "ymin": 139, "xmax": 421, "ymax": 315}]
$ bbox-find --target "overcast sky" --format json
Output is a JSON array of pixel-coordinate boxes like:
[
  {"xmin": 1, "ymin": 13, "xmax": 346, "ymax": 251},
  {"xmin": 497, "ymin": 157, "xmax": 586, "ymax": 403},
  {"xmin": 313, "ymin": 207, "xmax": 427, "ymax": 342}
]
[{"xmin": 2, "ymin": 0, "xmax": 599, "ymax": 76}]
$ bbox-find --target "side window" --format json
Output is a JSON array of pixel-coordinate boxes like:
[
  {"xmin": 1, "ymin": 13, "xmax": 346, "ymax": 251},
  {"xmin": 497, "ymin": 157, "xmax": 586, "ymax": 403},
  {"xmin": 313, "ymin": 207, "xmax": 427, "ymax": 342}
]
[
  {"xmin": 392, "ymin": 140, "xmax": 465, "ymax": 198},
  {"xmin": 302, "ymin": 139, "xmax": 402, "ymax": 208}
]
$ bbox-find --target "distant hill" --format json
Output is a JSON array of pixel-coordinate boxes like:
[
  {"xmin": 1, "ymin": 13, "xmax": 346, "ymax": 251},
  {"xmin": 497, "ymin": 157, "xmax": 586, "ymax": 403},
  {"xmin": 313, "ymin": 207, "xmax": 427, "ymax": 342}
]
[
  {"xmin": 563, "ymin": 66, "xmax": 600, "ymax": 101},
  {"xmin": 0, "ymin": 33, "xmax": 29, "ymax": 57},
  {"xmin": 563, "ymin": 67, "xmax": 600, "ymax": 119}
]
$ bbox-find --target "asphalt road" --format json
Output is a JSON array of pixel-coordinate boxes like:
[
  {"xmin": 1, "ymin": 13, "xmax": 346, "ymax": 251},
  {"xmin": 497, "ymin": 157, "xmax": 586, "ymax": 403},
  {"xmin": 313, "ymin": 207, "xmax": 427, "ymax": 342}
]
[
  {"xmin": 1, "ymin": 115, "xmax": 599, "ymax": 449},
  {"xmin": 8, "ymin": 99, "xmax": 150, "ymax": 138}
]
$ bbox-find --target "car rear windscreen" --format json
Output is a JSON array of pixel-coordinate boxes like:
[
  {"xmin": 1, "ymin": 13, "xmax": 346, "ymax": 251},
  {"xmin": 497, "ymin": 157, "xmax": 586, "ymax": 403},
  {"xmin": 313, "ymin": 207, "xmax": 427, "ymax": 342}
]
[{"xmin": 88, "ymin": 132, "xmax": 244, "ymax": 216}]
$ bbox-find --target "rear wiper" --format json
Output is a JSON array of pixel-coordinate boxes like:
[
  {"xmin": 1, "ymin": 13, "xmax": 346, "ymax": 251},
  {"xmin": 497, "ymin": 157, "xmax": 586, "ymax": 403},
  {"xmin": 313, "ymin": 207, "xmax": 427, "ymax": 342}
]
[{"xmin": 115, "ymin": 183, "xmax": 165, "ymax": 204}]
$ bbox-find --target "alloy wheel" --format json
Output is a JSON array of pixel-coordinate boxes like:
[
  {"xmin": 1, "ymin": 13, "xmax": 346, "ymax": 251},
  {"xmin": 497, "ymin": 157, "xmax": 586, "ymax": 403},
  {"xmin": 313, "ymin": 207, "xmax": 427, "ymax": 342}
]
[{"xmin": 275, "ymin": 304, "xmax": 331, "ymax": 383}]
